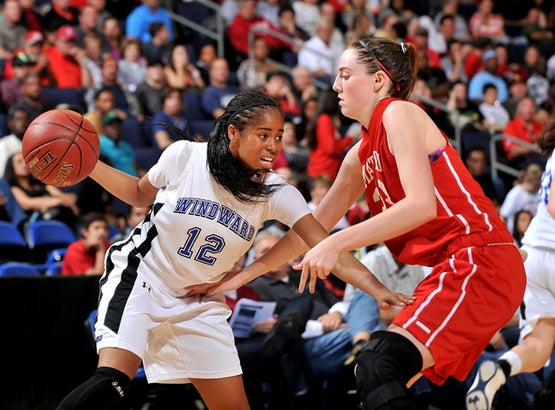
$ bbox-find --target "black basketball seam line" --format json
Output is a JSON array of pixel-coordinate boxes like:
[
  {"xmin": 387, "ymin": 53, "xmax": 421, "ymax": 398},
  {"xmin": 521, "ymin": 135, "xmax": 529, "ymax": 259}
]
[
  {"xmin": 39, "ymin": 124, "xmax": 84, "ymax": 181},
  {"xmin": 30, "ymin": 112, "xmax": 87, "ymax": 182},
  {"xmin": 26, "ymin": 122, "xmax": 99, "ymax": 154},
  {"xmin": 24, "ymin": 111, "xmax": 100, "ymax": 185}
]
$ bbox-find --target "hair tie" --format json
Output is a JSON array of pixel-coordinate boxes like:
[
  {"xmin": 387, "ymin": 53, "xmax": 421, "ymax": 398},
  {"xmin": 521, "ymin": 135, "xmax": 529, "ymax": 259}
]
[{"xmin": 400, "ymin": 42, "xmax": 407, "ymax": 54}]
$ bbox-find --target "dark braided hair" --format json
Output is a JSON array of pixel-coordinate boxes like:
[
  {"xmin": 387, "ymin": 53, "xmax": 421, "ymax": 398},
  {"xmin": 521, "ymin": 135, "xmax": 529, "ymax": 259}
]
[
  {"xmin": 207, "ymin": 90, "xmax": 284, "ymax": 203},
  {"xmin": 537, "ymin": 119, "xmax": 555, "ymax": 157}
]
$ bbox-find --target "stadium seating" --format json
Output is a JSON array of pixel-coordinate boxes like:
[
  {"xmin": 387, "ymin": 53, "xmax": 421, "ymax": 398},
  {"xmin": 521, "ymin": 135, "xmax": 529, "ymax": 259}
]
[
  {"xmin": 0, "ymin": 262, "xmax": 41, "ymax": 277},
  {"xmin": 26, "ymin": 220, "xmax": 76, "ymax": 265},
  {"xmin": 42, "ymin": 88, "xmax": 85, "ymax": 112},
  {"xmin": 0, "ymin": 221, "xmax": 30, "ymax": 262}
]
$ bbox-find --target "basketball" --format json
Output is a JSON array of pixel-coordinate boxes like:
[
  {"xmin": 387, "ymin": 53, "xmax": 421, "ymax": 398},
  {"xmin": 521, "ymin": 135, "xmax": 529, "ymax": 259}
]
[{"xmin": 22, "ymin": 109, "xmax": 100, "ymax": 187}]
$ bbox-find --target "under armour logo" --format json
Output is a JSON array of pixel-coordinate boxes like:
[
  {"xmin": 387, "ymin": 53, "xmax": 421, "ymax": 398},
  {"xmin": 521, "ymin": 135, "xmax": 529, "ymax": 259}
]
[
  {"xmin": 142, "ymin": 281, "xmax": 151, "ymax": 293},
  {"xmin": 467, "ymin": 395, "xmax": 484, "ymax": 410},
  {"xmin": 112, "ymin": 381, "xmax": 124, "ymax": 397}
]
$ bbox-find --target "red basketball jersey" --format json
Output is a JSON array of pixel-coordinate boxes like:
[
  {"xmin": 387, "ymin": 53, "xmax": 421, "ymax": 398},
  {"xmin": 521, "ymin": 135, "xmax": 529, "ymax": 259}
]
[{"xmin": 358, "ymin": 98, "xmax": 511, "ymax": 266}]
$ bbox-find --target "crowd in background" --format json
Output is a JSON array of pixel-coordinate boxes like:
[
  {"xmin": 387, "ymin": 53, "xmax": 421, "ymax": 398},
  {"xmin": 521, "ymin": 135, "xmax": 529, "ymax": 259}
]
[{"xmin": 0, "ymin": 0, "xmax": 555, "ymax": 409}]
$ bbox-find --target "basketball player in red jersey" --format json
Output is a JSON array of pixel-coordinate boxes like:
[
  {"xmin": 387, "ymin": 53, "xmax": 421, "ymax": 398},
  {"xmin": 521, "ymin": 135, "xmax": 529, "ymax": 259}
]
[
  {"xmin": 191, "ymin": 36, "xmax": 527, "ymax": 410},
  {"xmin": 295, "ymin": 36, "xmax": 527, "ymax": 410}
]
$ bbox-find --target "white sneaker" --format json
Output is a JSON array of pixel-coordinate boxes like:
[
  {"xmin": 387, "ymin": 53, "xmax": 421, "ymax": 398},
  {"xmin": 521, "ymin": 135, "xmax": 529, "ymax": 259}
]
[{"xmin": 466, "ymin": 360, "xmax": 506, "ymax": 410}]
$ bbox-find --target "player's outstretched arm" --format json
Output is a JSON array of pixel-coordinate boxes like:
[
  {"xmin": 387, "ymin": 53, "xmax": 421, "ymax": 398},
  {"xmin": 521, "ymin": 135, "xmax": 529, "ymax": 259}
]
[
  {"xmin": 187, "ymin": 214, "xmax": 413, "ymax": 309},
  {"xmin": 90, "ymin": 161, "xmax": 158, "ymax": 208},
  {"xmin": 186, "ymin": 218, "xmax": 312, "ymax": 296},
  {"xmin": 292, "ymin": 214, "xmax": 414, "ymax": 309}
]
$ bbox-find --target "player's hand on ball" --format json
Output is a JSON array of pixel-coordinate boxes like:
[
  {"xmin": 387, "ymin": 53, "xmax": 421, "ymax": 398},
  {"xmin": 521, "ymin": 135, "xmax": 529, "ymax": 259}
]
[{"xmin": 22, "ymin": 109, "xmax": 100, "ymax": 187}]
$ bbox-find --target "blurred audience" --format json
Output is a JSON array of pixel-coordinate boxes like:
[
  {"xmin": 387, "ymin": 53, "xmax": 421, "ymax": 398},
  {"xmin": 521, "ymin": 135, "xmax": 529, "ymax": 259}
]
[
  {"xmin": 151, "ymin": 88, "xmax": 188, "ymax": 149},
  {"xmin": 163, "ymin": 43, "xmax": 205, "ymax": 93},
  {"xmin": 3, "ymin": 152, "xmax": 79, "ymax": 229},
  {"xmin": 201, "ymin": 57, "xmax": 238, "ymax": 120},
  {"xmin": 61, "ymin": 211, "xmax": 110, "ymax": 276},
  {"xmin": 117, "ymin": 37, "xmax": 147, "ymax": 94},
  {"xmin": 306, "ymin": 88, "xmax": 354, "ymax": 181},
  {"xmin": 125, "ymin": 0, "xmax": 174, "ymax": 44},
  {"xmin": 0, "ymin": 0, "xmax": 27, "ymax": 60},
  {"xmin": 135, "ymin": 59, "xmax": 167, "ymax": 118},
  {"xmin": 42, "ymin": 25, "xmax": 93, "ymax": 89},
  {"xmin": 0, "ymin": 106, "xmax": 29, "ymax": 178}
]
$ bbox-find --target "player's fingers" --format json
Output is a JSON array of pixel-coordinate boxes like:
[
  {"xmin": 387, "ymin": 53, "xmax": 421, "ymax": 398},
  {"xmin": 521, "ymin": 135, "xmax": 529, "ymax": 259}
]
[
  {"xmin": 297, "ymin": 264, "xmax": 308, "ymax": 293},
  {"xmin": 317, "ymin": 269, "xmax": 330, "ymax": 279},
  {"xmin": 308, "ymin": 267, "xmax": 317, "ymax": 294}
]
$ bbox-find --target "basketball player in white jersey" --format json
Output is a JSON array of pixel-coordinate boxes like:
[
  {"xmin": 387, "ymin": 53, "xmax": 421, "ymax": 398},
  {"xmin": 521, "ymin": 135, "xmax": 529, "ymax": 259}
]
[
  {"xmin": 466, "ymin": 121, "xmax": 555, "ymax": 410},
  {"xmin": 57, "ymin": 90, "xmax": 412, "ymax": 410}
]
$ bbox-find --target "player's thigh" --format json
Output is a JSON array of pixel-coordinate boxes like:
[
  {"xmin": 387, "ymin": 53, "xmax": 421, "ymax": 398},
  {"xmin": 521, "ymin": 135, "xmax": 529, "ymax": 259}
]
[
  {"xmin": 97, "ymin": 347, "xmax": 142, "ymax": 380},
  {"xmin": 190, "ymin": 375, "xmax": 249, "ymax": 410},
  {"xmin": 523, "ymin": 318, "xmax": 555, "ymax": 353}
]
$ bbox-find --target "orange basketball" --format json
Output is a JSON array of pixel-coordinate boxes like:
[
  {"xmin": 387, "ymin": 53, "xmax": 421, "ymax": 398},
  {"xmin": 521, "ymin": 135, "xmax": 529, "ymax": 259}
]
[{"xmin": 22, "ymin": 109, "xmax": 100, "ymax": 187}]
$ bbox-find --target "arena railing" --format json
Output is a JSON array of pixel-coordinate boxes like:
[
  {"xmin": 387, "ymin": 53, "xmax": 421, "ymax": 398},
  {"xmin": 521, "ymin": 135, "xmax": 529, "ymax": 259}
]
[
  {"xmin": 489, "ymin": 133, "xmax": 541, "ymax": 180},
  {"xmin": 248, "ymin": 25, "xmax": 333, "ymax": 91},
  {"xmin": 171, "ymin": 2, "xmax": 544, "ymax": 180},
  {"xmin": 168, "ymin": 0, "xmax": 226, "ymax": 57}
]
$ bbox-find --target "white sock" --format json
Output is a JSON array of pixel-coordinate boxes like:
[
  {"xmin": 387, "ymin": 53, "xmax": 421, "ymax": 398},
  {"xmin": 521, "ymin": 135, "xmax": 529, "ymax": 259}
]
[{"xmin": 499, "ymin": 351, "xmax": 522, "ymax": 376}]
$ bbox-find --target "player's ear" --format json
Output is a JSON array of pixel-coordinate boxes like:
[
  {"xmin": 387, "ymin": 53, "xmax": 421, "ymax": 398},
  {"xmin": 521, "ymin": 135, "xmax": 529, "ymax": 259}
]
[{"xmin": 228, "ymin": 124, "xmax": 239, "ymax": 144}]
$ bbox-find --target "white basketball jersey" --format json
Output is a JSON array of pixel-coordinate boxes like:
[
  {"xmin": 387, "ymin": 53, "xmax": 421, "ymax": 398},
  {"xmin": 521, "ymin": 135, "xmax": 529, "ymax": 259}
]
[
  {"xmin": 128, "ymin": 140, "xmax": 310, "ymax": 294},
  {"xmin": 522, "ymin": 152, "xmax": 555, "ymax": 249}
]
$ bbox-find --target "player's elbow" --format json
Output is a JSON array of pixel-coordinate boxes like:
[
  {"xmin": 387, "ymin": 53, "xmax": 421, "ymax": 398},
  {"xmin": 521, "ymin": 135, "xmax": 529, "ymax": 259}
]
[{"xmin": 412, "ymin": 198, "xmax": 437, "ymax": 224}]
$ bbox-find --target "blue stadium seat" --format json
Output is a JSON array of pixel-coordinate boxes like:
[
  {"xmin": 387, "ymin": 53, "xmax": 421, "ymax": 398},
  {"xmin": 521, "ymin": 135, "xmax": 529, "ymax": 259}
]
[
  {"xmin": 0, "ymin": 113, "xmax": 8, "ymax": 137},
  {"xmin": 0, "ymin": 221, "xmax": 27, "ymax": 247},
  {"xmin": 41, "ymin": 248, "xmax": 67, "ymax": 275},
  {"xmin": 182, "ymin": 91, "xmax": 209, "ymax": 121},
  {"xmin": 45, "ymin": 261, "xmax": 63, "ymax": 276},
  {"xmin": 122, "ymin": 116, "xmax": 151, "ymax": 149},
  {"xmin": 0, "ymin": 262, "xmax": 41, "ymax": 277},
  {"xmin": 190, "ymin": 120, "xmax": 215, "ymax": 141},
  {"xmin": 27, "ymin": 220, "xmax": 76, "ymax": 250},
  {"xmin": 177, "ymin": 2, "xmax": 216, "ymax": 51},
  {"xmin": 26, "ymin": 220, "xmax": 76, "ymax": 264},
  {"xmin": 42, "ymin": 88, "xmax": 85, "ymax": 112},
  {"xmin": 0, "ymin": 221, "xmax": 30, "ymax": 261},
  {"xmin": 135, "ymin": 147, "xmax": 162, "ymax": 170}
]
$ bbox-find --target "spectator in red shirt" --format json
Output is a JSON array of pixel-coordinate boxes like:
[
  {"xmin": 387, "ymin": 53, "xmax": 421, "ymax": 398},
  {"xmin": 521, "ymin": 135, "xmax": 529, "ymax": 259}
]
[
  {"xmin": 61, "ymin": 212, "xmax": 110, "ymax": 276},
  {"xmin": 306, "ymin": 88, "xmax": 355, "ymax": 181},
  {"xmin": 463, "ymin": 36, "xmax": 492, "ymax": 81},
  {"xmin": 228, "ymin": 0, "xmax": 286, "ymax": 60},
  {"xmin": 43, "ymin": 25, "xmax": 93, "ymax": 88},
  {"xmin": 3, "ymin": 31, "xmax": 56, "ymax": 87},
  {"xmin": 503, "ymin": 96, "xmax": 544, "ymax": 163},
  {"xmin": 410, "ymin": 27, "xmax": 442, "ymax": 69},
  {"xmin": 263, "ymin": 71, "xmax": 300, "ymax": 117},
  {"xmin": 41, "ymin": 0, "xmax": 79, "ymax": 46}
]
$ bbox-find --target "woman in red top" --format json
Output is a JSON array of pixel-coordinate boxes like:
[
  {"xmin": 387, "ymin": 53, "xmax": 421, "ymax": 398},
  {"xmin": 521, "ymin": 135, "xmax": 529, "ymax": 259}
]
[
  {"xmin": 199, "ymin": 36, "xmax": 527, "ymax": 410},
  {"xmin": 296, "ymin": 36, "xmax": 526, "ymax": 409},
  {"xmin": 306, "ymin": 87, "xmax": 354, "ymax": 181}
]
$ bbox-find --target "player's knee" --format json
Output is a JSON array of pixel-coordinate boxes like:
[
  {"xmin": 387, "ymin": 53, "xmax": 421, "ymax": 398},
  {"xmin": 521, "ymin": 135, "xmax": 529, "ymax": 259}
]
[
  {"xmin": 57, "ymin": 366, "xmax": 131, "ymax": 410},
  {"xmin": 354, "ymin": 331, "xmax": 423, "ymax": 410}
]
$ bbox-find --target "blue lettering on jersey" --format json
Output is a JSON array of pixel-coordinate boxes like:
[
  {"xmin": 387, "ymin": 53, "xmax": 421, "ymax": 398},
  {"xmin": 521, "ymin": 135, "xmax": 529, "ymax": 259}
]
[
  {"xmin": 175, "ymin": 197, "xmax": 195, "ymax": 213},
  {"xmin": 174, "ymin": 197, "xmax": 254, "ymax": 241}
]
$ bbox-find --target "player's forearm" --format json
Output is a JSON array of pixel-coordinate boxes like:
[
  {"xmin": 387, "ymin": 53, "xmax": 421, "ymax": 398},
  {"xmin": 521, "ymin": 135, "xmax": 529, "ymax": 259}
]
[
  {"xmin": 332, "ymin": 252, "xmax": 390, "ymax": 300},
  {"xmin": 90, "ymin": 161, "xmax": 155, "ymax": 208}
]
